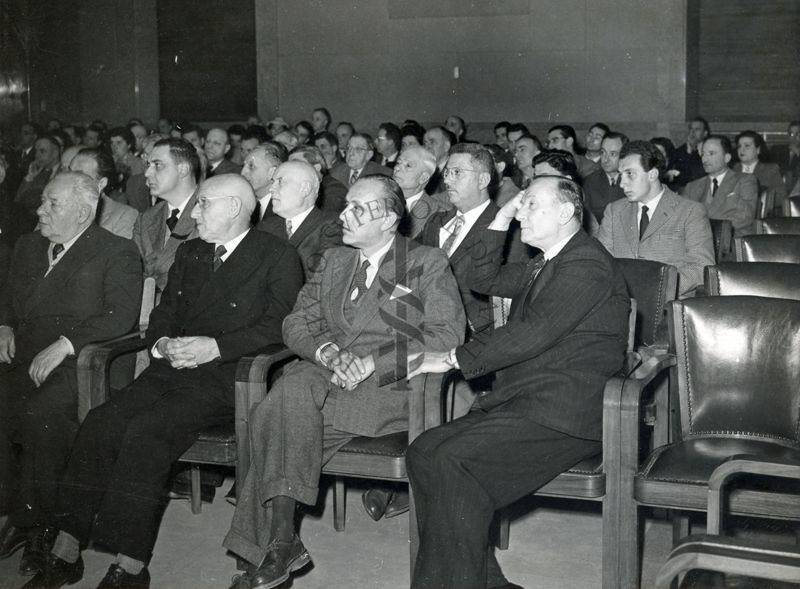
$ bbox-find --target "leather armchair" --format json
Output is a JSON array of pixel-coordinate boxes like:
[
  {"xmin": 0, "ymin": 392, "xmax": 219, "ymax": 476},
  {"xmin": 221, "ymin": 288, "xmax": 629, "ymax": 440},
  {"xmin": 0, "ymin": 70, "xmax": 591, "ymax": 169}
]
[
  {"xmin": 784, "ymin": 195, "xmax": 800, "ymax": 216},
  {"xmin": 615, "ymin": 296, "xmax": 800, "ymax": 588},
  {"xmin": 734, "ymin": 234, "xmax": 800, "ymax": 263},
  {"xmin": 705, "ymin": 262, "xmax": 800, "ymax": 300},
  {"xmin": 709, "ymin": 219, "xmax": 734, "ymax": 262},
  {"xmin": 755, "ymin": 217, "xmax": 800, "ymax": 235}
]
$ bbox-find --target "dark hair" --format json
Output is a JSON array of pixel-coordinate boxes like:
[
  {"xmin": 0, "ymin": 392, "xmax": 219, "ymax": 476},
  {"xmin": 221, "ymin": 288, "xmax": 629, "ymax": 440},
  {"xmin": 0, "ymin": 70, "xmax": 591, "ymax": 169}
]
[
  {"xmin": 50, "ymin": 130, "xmax": 72, "ymax": 149},
  {"xmin": 153, "ymin": 138, "xmax": 201, "ymax": 182},
  {"xmin": 227, "ymin": 124, "xmax": 246, "ymax": 137},
  {"xmin": 76, "ymin": 147, "xmax": 117, "ymax": 194},
  {"xmin": 109, "ymin": 126, "xmax": 135, "ymax": 149},
  {"xmin": 532, "ymin": 149, "xmax": 578, "ymax": 181},
  {"xmin": 448, "ymin": 142, "xmax": 495, "ymax": 178},
  {"xmin": 243, "ymin": 125, "xmax": 270, "ymax": 144},
  {"xmin": 649, "ymin": 137, "xmax": 675, "ymax": 161},
  {"xmin": 619, "ymin": 140, "xmax": 667, "ymax": 176},
  {"xmin": 37, "ymin": 134, "xmax": 63, "ymax": 154},
  {"xmin": 400, "ymin": 124, "xmax": 425, "ymax": 146},
  {"xmin": 85, "ymin": 123, "xmax": 106, "ymax": 144},
  {"xmin": 447, "ymin": 115, "xmax": 466, "ymax": 138},
  {"xmin": 552, "ymin": 177, "xmax": 584, "ymax": 226},
  {"xmin": 359, "ymin": 175, "xmax": 406, "ymax": 226},
  {"xmin": 336, "ymin": 121, "xmax": 355, "ymax": 134},
  {"xmin": 517, "ymin": 134, "xmax": 544, "ymax": 151},
  {"xmin": 494, "ymin": 121, "xmax": 511, "ymax": 133},
  {"xmin": 548, "ymin": 125, "xmax": 577, "ymax": 143},
  {"xmin": 735, "ymin": 130, "xmax": 765, "ymax": 153},
  {"xmin": 428, "ymin": 126, "xmax": 456, "ymax": 147},
  {"xmin": 589, "ymin": 122, "xmax": 610, "ymax": 135},
  {"xmin": 313, "ymin": 131, "xmax": 338, "ymax": 148},
  {"xmin": 603, "ymin": 131, "xmax": 629, "ymax": 146},
  {"xmin": 181, "ymin": 123, "xmax": 203, "ymax": 138},
  {"xmin": 704, "ymin": 134, "xmax": 733, "ymax": 156},
  {"xmin": 690, "ymin": 117, "xmax": 711, "ymax": 135},
  {"xmin": 21, "ymin": 121, "xmax": 43, "ymax": 136},
  {"xmin": 349, "ymin": 132, "xmax": 375, "ymax": 151},
  {"xmin": 378, "ymin": 122, "xmax": 401, "ymax": 152},
  {"xmin": 294, "ymin": 120, "xmax": 314, "ymax": 142},
  {"xmin": 484, "ymin": 144, "xmax": 514, "ymax": 178},
  {"xmin": 507, "ymin": 123, "xmax": 530, "ymax": 137},
  {"xmin": 313, "ymin": 107, "xmax": 331, "ymax": 127},
  {"xmin": 262, "ymin": 140, "xmax": 288, "ymax": 162}
]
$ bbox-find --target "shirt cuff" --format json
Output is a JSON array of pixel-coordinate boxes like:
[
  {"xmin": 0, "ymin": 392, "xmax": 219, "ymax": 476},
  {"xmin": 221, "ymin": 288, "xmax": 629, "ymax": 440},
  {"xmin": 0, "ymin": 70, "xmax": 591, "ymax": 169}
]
[
  {"xmin": 59, "ymin": 335, "xmax": 75, "ymax": 356},
  {"xmin": 151, "ymin": 336, "xmax": 169, "ymax": 358},
  {"xmin": 315, "ymin": 342, "xmax": 339, "ymax": 366}
]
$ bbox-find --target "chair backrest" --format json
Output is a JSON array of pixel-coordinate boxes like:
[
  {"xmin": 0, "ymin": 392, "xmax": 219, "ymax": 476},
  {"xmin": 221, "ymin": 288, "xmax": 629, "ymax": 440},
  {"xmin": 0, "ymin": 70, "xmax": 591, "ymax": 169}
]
[
  {"xmin": 755, "ymin": 217, "xmax": 800, "ymax": 235},
  {"xmin": 705, "ymin": 262, "xmax": 800, "ymax": 300},
  {"xmin": 139, "ymin": 276, "xmax": 157, "ymax": 330},
  {"xmin": 670, "ymin": 296, "xmax": 800, "ymax": 446},
  {"xmin": 616, "ymin": 258, "xmax": 678, "ymax": 349},
  {"xmin": 756, "ymin": 188, "xmax": 773, "ymax": 220},
  {"xmin": 709, "ymin": 219, "xmax": 734, "ymax": 262},
  {"xmin": 734, "ymin": 235, "xmax": 800, "ymax": 263},
  {"xmin": 785, "ymin": 195, "xmax": 800, "ymax": 217}
]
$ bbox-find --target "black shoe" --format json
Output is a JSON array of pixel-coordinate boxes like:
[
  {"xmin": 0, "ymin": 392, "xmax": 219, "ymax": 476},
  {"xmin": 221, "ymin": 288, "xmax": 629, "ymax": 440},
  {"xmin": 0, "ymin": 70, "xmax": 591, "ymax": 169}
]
[
  {"xmin": 250, "ymin": 535, "xmax": 311, "ymax": 589},
  {"xmin": 361, "ymin": 488, "xmax": 392, "ymax": 521},
  {"xmin": 22, "ymin": 553, "xmax": 83, "ymax": 589},
  {"xmin": 19, "ymin": 527, "xmax": 58, "ymax": 576},
  {"xmin": 96, "ymin": 564, "xmax": 150, "ymax": 589},
  {"xmin": 384, "ymin": 488, "xmax": 410, "ymax": 519},
  {"xmin": 167, "ymin": 479, "xmax": 215, "ymax": 503},
  {"xmin": 0, "ymin": 522, "xmax": 27, "ymax": 559}
]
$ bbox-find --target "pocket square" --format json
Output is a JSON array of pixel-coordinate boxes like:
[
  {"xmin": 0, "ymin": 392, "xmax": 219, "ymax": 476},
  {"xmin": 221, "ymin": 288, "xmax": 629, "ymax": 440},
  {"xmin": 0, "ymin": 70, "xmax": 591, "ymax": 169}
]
[
  {"xmin": 390, "ymin": 284, "xmax": 413, "ymax": 300},
  {"xmin": 725, "ymin": 192, "xmax": 737, "ymax": 198}
]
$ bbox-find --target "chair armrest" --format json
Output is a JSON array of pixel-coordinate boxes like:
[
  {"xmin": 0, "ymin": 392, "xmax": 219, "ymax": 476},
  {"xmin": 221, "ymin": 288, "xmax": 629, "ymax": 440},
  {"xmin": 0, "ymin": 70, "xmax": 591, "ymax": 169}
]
[
  {"xmin": 706, "ymin": 456, "xmax": 800, "ymax": 534},
  {"xmin": 76, "ymin": 330, "xmax": 148, "ymax": 422},
  {"xmin": 408, "ymin": 370, "xmax": 457, "ymax": 444}
]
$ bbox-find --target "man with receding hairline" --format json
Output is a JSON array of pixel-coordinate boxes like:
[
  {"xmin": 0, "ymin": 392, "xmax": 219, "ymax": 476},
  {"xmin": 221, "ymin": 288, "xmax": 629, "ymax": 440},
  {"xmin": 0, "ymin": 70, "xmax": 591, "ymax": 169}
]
[
  {"xmin": 241, "ymin": 145, "xmax": 283, "ymax": 229},
  {"xmin": 394, "ymin": 146, "xmax": 450, "ymax": 239},
  {"xmin": 205, "ymin": 128, "xmax": 242, "ymax": 177},
  {"xmin": 25, "ymin": 174, "xmax": 303, "ymax": 589}
]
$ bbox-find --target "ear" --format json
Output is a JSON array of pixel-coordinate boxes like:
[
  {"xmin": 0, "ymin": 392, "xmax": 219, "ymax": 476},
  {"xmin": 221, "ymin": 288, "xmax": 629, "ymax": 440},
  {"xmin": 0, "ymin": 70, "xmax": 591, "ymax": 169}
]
[
  {"xmin": 229, "ymin": 196, "xmax": 244, "ymax": 218},
  {"xmin": 224, "ymin": 144, "xmax": 230, "ymax": 155},
  {"xmin": 496, "ymin": 161, "xmax": 506, "ymax": 175},
  {"xmin": 724, "ymin": 152, "xmax": 732, "ymax": 165},
  {"xmin": 559, "ymin": 202, "xmax": 576, "ymax": 224},
  {"xmin": 178, "ymin": 161, "xmax": 191, "ymax": 179},
  {"xmin": 98, "ymin": 177, "xmax": 109, "ymax": 193},
  {"xmin": 478, "ymin": 171, "xmax": 491, "ymax": 191},
  {"xmin": 648, "ymin": 168, "xmax": 659, "ymax": 182}
]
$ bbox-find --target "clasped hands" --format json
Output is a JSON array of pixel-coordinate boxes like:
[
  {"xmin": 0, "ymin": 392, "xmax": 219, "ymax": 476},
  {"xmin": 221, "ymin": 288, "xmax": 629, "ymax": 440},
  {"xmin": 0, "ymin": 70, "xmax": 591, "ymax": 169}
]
[
  {"xmin": 155, "ymin": 336, "xmax": 220, "ymax": 369},
  {"xmin": 320, "ymin": 346, "xmax": 375, "ymax": 391}
]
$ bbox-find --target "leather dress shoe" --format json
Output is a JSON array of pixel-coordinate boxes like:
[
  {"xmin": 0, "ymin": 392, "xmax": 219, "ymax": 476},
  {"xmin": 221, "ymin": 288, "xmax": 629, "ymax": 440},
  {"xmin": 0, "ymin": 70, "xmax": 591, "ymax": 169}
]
[
  {"xmin": 383, "ymin": 488, "xmax": 410, "ymax": 519},
  {"xmin": 96, "ymin": 564, "xmax": 150, "ymax": 589},
  {"xmin": 361, "ymin": 488, "xmax": 392, "ymax": 521},
  {"xmin": 250, "ymin": 535, "xmax": 312, "ymax": 589},
  {"xmin": 22, "ymin": 553, "xmax": 83, "ymax": 589},
  {"xmin": 0, "ymin": 522, "xmax": 27, "ymax": 559},
  {"xmin": 19, "ymin": 527, "xmax": 58, "ymax": 576}
]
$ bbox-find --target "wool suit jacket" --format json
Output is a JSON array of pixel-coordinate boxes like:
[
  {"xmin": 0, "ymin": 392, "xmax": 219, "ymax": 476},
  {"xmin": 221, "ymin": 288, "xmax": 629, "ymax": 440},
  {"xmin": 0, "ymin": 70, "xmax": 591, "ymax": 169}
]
[
  {"xmin": 207, "ymin": 159, "xmax": 243, "ymax": 177},
  {"xmin": 0, "ymin": 225, "xmax": 142, "ymax": 364},
  {"xmin": 458, "ymin": 229, "xmax": 630, "ymax": 441},
  {"xmin": 282, "ymin": 235, "xmax": 465, "ymax": 436},
  {"xmin": 417, "ymin": 201, "xmax": 510, "ymax": 336},
  {"xmin": 574, "ymin": 153, "xmax": 600, "ymax": 180},
  {"xmin": 596, "ymin": 188, "xmax": 715, "ymax": 296},
  {"xmin": 317, "ymin": 175, "xmax": 347, "ymax": 213},
  {"xmin": 145, "ymin": 230, "xmax": 303, "ymax": 394},
  {"xmin": 97, "ymin": 195, "xmax": 138, "ymax": 240},
  {"xmin": 582, "ymin": 169, "xmax": 624, "ymax": 223},
  {"xmin": 258, "ymin": 207, "xmax": 343, "ymax": 280},
  {"xmin": 330, "ymin": 160, "xmax": 391, "ymax": 187},
  {"xmin": 399, "ymin": 192, "xmax": 451, "ymax": 240},
  {"xmin": 682, "ymin": 169, "xmax": 758, "ymax": 236},
  {"xmin": 132, "ymin": 191, "xmax": 199, "ymax": 292},
  {"xmin": 733, "ymin": 161, "xmax": 787, "ymax": 203},
  {"xmin": 253, "ymin": 197, "xmax": 279, "ymax": 230}
]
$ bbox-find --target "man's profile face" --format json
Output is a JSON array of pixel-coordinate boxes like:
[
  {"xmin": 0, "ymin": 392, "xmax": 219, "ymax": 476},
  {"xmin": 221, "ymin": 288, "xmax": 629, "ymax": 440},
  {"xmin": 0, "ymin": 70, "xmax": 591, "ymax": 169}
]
[
  {"xmin": 84, "ymin": 130, "xmax": 102, "ymax": 149},
  {"xmin": 314, "ymin": 137, "xmax": 337, "ymax": 167},
  {"xmin": 336, "ymin": 125, "xmax": 353, "ymax": 153},
  {"xmin": 157, "ymin": 119, "xmax": 172, "ymax": 135},
  {"xmin": 312, "ymin": 110, "xmax": 328, "ymax": 132},
  {"xmin": 131, "ymin": 125, "xmax": 147, "ymax": 152},
  {"xmin": 20, "ymin": 124, "xmax": 37, "ymax": 149},
  {"xmin": 182, "ymin": 130, "xmax": 203, "ymax": 150},
  {"xmin": 393, "ymin": 151, "xmax": 428, "ymax": 192},
  {"xmin": 619, "ymin": 154, "xmax": 651, "ymax": 203},
  {"xmin": 600, "ymin": 137, "xmax": 624, "ymax": 174},
  {"xmin": 339, "ymin": 179, "xmax": 391, "ymax": 249},
  {"xmin": 507, "ymin": 130, "xmax": 523, "ymax": 152},
  {"xmin": 204, "ymin": 129, "xmax": 229, "ymax": 164},
  {"xmin": 585, "ymin": 126, "xmax": 606, "ymax": 152},
  {"xmin": 514, "ymin": 138, "xmax": 538, "ymax": 170},
  {"xmin": 345, "ymin": 136, "xmax": 372, "ymax": 171},
  {"xmin": 688, "ymin": 121, "xmax": 707, "ymax": 145},
  {"xmin": 191, "ymin": 185, "xmax": 232, "ymax": 243},
  {"xmin": 37, "ymin": 177, "xmax": 87, "ymax": 243},
  {"xmin": 145, "ymin": 145, "xmax": 181, "ymax": 198},
  {"xmin": 423, "ymin": 129, "xmax": 449, "ymax": 162},
  {"xmin": 546, "ymin": 131, "xmax": 568, "ymax": 151},
  {"xmin": 376, "ymin": 130, "xmax": 395, "ymax": 157},
  {"xmin": 35, "ymin": 139, "xmax": 60, "ymax": 168},
  {"xmin": 109, "ymin": 135, "xmax": 130, "ymax": 159},
  {"xmin": 443, "ymin": 153, "xmax": 484, "ymax": 212},
  {"xmin": 294, "ymin": 124, "xmax": 311, "ymax": 145},
  {"xmin": 515, "ymin": 180, "xmax": 566, "ymax": 250},
  {"xmin": 494, "ymin": 127, "xmax": 509, "ymax": 150},
  {"xmin": 240, "ymin": 138, "xmax": 259, "ymax": 159},
  {"xmin": 701, "ymin": 138, "xmax": 730, "ymax": 176},
  {"xmin": 269, "ymin": 164, "xmax": 307, "ymax": 218},
  {"xmin": 241, "ymin": 152, "xmax": 275, "ymax": 195},
  {"xmin": 445, "ymin": 117, "xmax": 463, "ymax": 138}
]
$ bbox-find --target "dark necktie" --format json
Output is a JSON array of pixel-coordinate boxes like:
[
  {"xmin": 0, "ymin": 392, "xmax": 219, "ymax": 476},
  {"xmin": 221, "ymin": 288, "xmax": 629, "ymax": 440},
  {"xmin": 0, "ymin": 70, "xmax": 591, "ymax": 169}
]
[
  {"xmin": 711, "ymin": 178, "xmax": 719, "ymax": 198},
  {"xmin": 251, "ymin": 200, "xmax": 262, "ymax": 226},
  {"xmin": 350, "ymin": 259, "xmax": 370, "ymax": 303},
  {"xmin": 349, "ymin": 169, "xmax": 359, "ymax": 186},
  {"xmin": 639, "ymin": 205, "xmax": 650, "ymax": 240},
  {"xmin": 213, "ymin": 245, "xmax": 227, "ymax": 272},
  {"xmin": 166, "ymin": 208, "xmax": 180, "ymax": 233},
  {"xmin": 51, "ymin": 243, "xmax": 65, "ymax": 262}
]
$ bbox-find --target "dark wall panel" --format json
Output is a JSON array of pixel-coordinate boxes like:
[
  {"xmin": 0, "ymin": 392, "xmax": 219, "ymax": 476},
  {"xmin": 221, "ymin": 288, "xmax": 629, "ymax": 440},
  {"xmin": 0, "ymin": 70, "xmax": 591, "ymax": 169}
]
[{"xmin": 157, "ymin": 0, "xmax": 256, "ymax": 121}]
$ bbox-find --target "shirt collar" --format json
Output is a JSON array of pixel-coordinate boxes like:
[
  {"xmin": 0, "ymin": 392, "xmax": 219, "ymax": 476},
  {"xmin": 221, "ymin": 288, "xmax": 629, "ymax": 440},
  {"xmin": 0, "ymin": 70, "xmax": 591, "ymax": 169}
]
[
  {"xmin": 543, "ymin": 228, "xmax": 580, "ymax": 261},
  {"xmin": 48, "ymin": 224, "xmax": 91, "ymax": 261},
  {"xmin": 168, "ymin": 192, "xmax": 194, "ymax": 218},
  {"xmin": 286, "ymin": 206, "xmax": 315, "ymax": 231},
  {"xmin": 359, "ymin": 236, "xmax": 395, "ymax": 269},
  {"xmin": 456, "ymin": 199, "xmax": 491, "ymax": 226},
  {"xmin": 216, "ymin": 229, "xmax": 250, "ymax": 262},
  {"xmin": 405, "ymin": 191, "xmax": 425, "ymax": 211},
  {"xmin": 639, "ymin": 187, "xmax": 665, "ymax": 213},
  {"xmin": 710, "ymin": 169, "xmax": 728, "ymax": 184}
]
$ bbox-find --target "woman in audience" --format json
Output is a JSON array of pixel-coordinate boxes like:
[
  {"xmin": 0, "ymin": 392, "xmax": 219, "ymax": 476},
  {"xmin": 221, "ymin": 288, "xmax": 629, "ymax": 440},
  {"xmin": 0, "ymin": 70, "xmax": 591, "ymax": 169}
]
[{"xmin": 734, "ymin": 130, "xmax": 787, "ymax": 214}]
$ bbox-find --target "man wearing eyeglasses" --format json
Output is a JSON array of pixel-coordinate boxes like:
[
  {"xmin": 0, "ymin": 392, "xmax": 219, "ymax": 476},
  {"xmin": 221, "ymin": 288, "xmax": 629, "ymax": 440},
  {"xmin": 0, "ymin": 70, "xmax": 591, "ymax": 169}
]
[
  {"xmin": 24, "ymin": 174, "xmax": 303, "ymax": 589},
  {"xmin": 330, "ymin": 133, "xmax": 391, "ymax": 188},
  {"xmin": 133, "ymin": 138, "xmax": 200, "ymax": 293}
]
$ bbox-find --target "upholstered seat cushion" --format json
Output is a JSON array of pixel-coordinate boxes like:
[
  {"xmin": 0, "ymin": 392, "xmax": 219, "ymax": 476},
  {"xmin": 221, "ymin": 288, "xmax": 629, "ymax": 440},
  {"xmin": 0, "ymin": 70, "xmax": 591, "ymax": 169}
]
[
  {"xmin": 323, "ymin": 432, "xmax": 408, "ymax": 480},
  {"xmin": 537, "ymin": 452, "xmax": 605, "ymax": 498},
  {"xmin": 180, "ymin": 421, "xmax": 237, "ymax": 464}
]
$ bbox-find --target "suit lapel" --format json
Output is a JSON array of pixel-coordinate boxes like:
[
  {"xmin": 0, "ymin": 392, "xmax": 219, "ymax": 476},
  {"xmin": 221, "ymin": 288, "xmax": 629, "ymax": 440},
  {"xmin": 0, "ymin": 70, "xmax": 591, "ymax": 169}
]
[
  {"xmin": 289, "ymin": 208, "xmax": 320, "ymax": 247},
  {"xmin": 624, "ymin": 202, "xmax": 640, "ymax": 253},
  {"xmin": 450, "ymin": 202, "xmax": 497, "ymax": 264},
  {"xmin": 641, "ymin": 190, "xmax": 676, "ymax": 241},
  {"xmin": 329, "ymin": 248, "xmax": 358, "ymax": 328},
  {"xmin": 147, "ymin": 201, "xmax": 169, "ymax": 246},
  {"xmin": 169, "ymin": 190, "xmax": 199, "ymax": 241}
]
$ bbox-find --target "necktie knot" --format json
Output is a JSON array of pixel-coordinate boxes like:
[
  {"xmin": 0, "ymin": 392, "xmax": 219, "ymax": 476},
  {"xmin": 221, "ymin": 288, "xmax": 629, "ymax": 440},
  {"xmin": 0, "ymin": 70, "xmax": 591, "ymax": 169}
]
[
  {"xmin": 441, "ymin": 213, "xmax": 466, "ymax": 256},
  {"xmin": 349, "ymin": 169, "xmax": 360, "ymax": 185},
  {"xmin": 350, "ymin": 259, "xmax": 371, "ymax": 303},
  {"xmin": 166, "ymin": 208, "xmax": 180, "ymax": 233},
  {"xmin": 213, "ymin": 245, "xmax": 227, "ymax": 271},
  {"xmin": 285, "ymin": 219, "xmax": 293, "ymax": 239},
  {"xmin": 51, "ymin": 243, "xmax": 65, "ymax": 262}
]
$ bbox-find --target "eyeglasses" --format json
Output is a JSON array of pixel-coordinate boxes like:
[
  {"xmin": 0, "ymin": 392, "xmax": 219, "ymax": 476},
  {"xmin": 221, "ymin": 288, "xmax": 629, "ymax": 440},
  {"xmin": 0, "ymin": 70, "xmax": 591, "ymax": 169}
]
[
  {"xmin": 442, "ymin": 166, "xmax": 478, "ymax": 180},
  {"xmin": 196, "ymin": 195, "xmax": 232, "ymax": 209}
]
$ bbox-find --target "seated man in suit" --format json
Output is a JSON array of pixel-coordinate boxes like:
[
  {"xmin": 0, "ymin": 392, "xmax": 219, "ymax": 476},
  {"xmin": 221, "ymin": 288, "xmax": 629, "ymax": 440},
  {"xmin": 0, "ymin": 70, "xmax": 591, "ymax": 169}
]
[
  {"xmin": 583, "ymin": 122, "xmax": 609, "ymax": 163},
  {"xmin": 406, "ymin": 176, "xmax": 630, "ymax": 589},
  {"xmin": 68, "ymin": 148, "xmax": 139, "ymax": 239},
  {"xmin": 422, "ymin": 126, "xmax": 456, "ymax": 196},
  {"xmin": 582, "ymin": 131, "xmax": 628, "ymax": 223},
  {"xmin": 512, "ymin": 135, "xmax": 542, "ymax": 190},
  {"xmin": 668, "ymin": 117, "xmax": 709, "ymax": 191},
  {"xmin": 330, "ymin": 133, "xmax": 391, "ymax": 187},
  {"xmin": 545, "ymin": 125, "xmax": 599, "ymax": 180},
  {"xmin": 258, "ymin": 160, "xmax": 342, "ymax": 279},
  {"xmin": 15, "ymin": 136, "xmax": 62, "ymax": 234},
  {"xmin": 682, "ymin": 135, "xmax": 758, "ymax": 236},
  {"xmin": 133, "ymin": 138, "xmax": 200, "ymax": 293},
  {"xmin": 734, "ymin": 130, "xmax": 787, "ymax": 214},
  {"xmin": 222, "ymin": 175, "xmax": 465, "ymax": 589},
  {"xmin": 242, "ymin": 145, "xmax": 285, "ymax": 230},
  {"xmin": 334, "ymin": 122, "xmax": 354, "ymax": 161},
  {"xmin": 394, "ymin": 146, "xmax": 450, "ymax": 239},
  {"xmin": 772, "ymin": 120, "xmax": 800, "ymax": 194},
  {"xmin": 288, "ymin": 145, "xmax": 347, "ymax": 213},
  {"xmin": 205, "ymin": 128, "xmax": 243, "ymax": 177},
  {"xmin": 313, "ymin": 131, "xmax": 346, "ymax": 177},
  {"xmin": 24, "ymin": 174, "xmax": 303, "ymax": 589},
  {"xmin": 596, "ymin": 140, "xmax": 715, "ymax": 297},
  {"xmin": 376, "ymin": 122, "xmax": 401, "ymax": 169},
  {"xmin": 0, "ymin": 172, "xmax": 142, "ymax": 576}
]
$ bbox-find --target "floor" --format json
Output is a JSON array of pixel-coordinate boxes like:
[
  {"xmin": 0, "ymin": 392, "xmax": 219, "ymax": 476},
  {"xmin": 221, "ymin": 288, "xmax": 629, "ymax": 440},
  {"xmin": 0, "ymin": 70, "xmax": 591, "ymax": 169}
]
[{"xmin": 0, "ymin": 477, "xmax": 678, "ymax": 589}]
